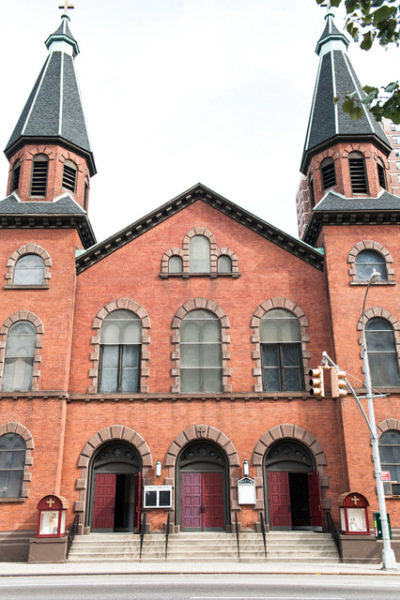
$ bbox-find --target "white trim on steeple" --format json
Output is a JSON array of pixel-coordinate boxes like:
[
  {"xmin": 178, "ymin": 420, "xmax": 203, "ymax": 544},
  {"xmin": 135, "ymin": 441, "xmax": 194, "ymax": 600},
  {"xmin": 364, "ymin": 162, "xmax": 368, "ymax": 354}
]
[
  {"xmin": 48, "ymin": 40, "xmax": 74, "ymax": 56},
  {"xmin": 319, "ymin": 38, "xmax": 347, "ymax": 57},
  {"xmin": 59, "ymin": 52, "xmax": 64, "ymax": 135},
  {"xmin": 21, "ymin": 57, "xmax": 51, "ymax": 136},
  {"xmin": 331, "ymin": 51, "xmax": 339, "ymax": 135},
  {"xmin": 304, "ymin": 59, "xmax": 323, "ymax": 154},
  {"xmin": 343, "ymin": 52, "xmax": 376, "ymax": 132}
]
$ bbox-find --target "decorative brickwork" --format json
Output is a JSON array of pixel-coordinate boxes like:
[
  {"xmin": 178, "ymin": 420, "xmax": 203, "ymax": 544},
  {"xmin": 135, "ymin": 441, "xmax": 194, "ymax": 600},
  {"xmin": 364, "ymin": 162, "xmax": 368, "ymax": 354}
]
[
  {"xmin": 160, "ymin": 227, "xmax": 239, "ymax": 277},
  {"xmin": 88, "ymin": 299, "xmax": 151, "ymax": 394},
  {"xmin": 348, "ymin": 241, "xmax": 395, "ymax": 284},
  {"xmin": 250, "ymin": 297, "xmax": 311, "ymax": 393},
  {"xmin": 5, "ymin": 244, "xmax": 52, "ymax": 287},
  {"xmin": 164, "ymin": 424, "xmax": 241, "ymax": 527},
  {"xmin": 251, "ymin": 423, "xmax": 330, "ymax": 513},
  {"xmin": 0, "ymin": 312, "xmax": 44, "ymax": 391},
  {"xmin": 74, "ymin": 425, "xmax": 153, "ymax": 531},
  {"xmin": 170, "ymin": 298, "xmax": 231, "ymax": 393},
  {"xmin": 357, "ymin": 308, "xmax": 400, "ymax": 363},
  {"xmin": 0, "ymin": 422, "xmax": 34, "ymax": 501},
  {"xmin": 377, "ymin": 418, "xmax": 400, "ymax": 435}
]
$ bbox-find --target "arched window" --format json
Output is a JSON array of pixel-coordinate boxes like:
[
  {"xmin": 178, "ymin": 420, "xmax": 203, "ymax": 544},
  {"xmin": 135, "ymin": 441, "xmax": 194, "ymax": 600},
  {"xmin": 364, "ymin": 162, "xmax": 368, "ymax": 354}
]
[
  {"xmin": 366, "ymin": 318, "xmax": 400, "ymax": 388},
  {"xmin": 355, "ymin": 250, "xmax": 387, "ymax": 281},
  {"xmin": 11, "ymin": 160, "xmax": 21, "ymax": 192},
  {"xmin": 168, "ymin": 255, "xmax": 183, "ymax": 273},
  {"xmin": 379, "ymin": 431, "xmax": 400, "ymax": 495},
  {"xmin": 260, "ymin": 309, "xmax": 304, "ymax": 392},
  {"xmin": 190, "ymin": 236, "xmax": 210, "ymax": 273},
  {"xmin": 180, "ymin": 309, "xmax": 222, "ymax": 392},
  {"xmin": 62, "ymin": 160, "xmax": 77, "ymax": 193},
  {"xmin": 320, "ymin": 157, "xmax": 336, "ymax": 190},
  {"xmin": 377, "ymin": 158, "xmax": 387, "ymax": 190},
  {"xmin": 0, "ymin": 433, "xmax": 26, "ymax": 498},
  {"xmin": 2, "ymin": 322, "xmax": 36, "ymax": 391},
  {"xmin": 13, "ymin": 254, "xmax": 45, "ymax": 285},
  {"xmin": 349, "ymin": 151, "xmax": 368, "ymax": 194},
  {"xmin": 30, "ymin": 154, "xmax": 49, "ymax": 197},
  {"xmin": 98, "ymin": 310, "xmax": 142, "ymax": 393},
  {"xmin": 217, "ymin": 255, "xmax": 232, "ymax": 273}
]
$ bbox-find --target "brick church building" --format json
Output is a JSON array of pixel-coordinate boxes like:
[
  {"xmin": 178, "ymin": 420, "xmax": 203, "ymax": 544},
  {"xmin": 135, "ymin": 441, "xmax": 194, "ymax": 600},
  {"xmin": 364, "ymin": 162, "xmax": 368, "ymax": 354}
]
[{"xmin": 1, "ymin": 9, "xmax": 400, "ymax": 562}]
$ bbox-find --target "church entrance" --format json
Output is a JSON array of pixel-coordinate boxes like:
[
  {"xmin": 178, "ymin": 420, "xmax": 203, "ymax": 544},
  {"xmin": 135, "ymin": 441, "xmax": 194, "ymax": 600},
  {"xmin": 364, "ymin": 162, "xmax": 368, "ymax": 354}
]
[
  {"xmin": 87, "ymin": 441, "xmax": 141, "ymax": 533},
  {"xmin": 177, "ymin": 441, "xmax": 229, "ymax": 531},
  {"xmin": 265, "ymin": 440, "xmax": 323, "ymax": 530}
]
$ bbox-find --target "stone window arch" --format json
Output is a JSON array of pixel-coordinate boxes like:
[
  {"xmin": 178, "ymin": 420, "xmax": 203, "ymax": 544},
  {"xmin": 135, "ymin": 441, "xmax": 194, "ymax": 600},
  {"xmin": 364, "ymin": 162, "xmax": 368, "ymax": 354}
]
[
  {"xmin": 0, "ymin": 312, "xmax": 44, "ymax": 392},
  {"xmin": 170, "ymin": 298, "xmax": 231, "ymax": 393},
  {"xmin": 5, "ymin": 244, "xmax": 52, "ymax": 288},
  {"xmin": 250, "ymin": 297, "xmax": 310, "ymax": 394},
  {"xmin": 88, "ymin": 299, "xmax": 151, "ymax": 394},
  {"xmin": 251, "ymin": 423, "xmax": 330, "ymax": 514},
  {"xmin": 348, "ymin": 241, "xmax": 394, "ymax": 284},
  {"xmin": 164, "ymin": 424, "xmax": 240, "ymax": 530},
  {"xmin": 0, "ymin": 422, "xmax": 34, "ymax": 502},
  {"xmin": 74, "ymin": 425, "xmax": 153, "ymax": 534},
  {"xmin": 160, "ymin": 228, "xmax": 239, "ymax": 278}
]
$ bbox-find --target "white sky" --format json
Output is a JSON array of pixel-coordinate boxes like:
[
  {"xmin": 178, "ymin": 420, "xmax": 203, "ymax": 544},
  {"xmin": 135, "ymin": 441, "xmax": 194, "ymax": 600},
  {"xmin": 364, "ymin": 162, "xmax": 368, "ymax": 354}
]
[{"xmin": 0, "ymin": 0, "xmax": 398, "ymax": 243}]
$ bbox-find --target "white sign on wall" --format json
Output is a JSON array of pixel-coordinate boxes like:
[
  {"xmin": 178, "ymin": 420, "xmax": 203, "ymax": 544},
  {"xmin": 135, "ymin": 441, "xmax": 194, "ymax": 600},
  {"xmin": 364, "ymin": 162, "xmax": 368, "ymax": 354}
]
[{"xmin": 238, "ymin": 477, "xmax": 256, "ymax": 505}]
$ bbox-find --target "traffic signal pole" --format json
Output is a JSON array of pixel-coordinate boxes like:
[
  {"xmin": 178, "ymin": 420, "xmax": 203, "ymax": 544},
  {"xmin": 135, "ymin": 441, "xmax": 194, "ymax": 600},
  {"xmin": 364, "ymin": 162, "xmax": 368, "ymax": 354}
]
[{"xmin": 321, "ymin": 350, "xmax": 397, "ymax": 570}]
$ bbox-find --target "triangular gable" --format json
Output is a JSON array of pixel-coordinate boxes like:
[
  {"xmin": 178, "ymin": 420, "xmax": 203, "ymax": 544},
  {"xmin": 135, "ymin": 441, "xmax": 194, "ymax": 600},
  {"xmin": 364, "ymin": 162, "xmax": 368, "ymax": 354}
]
[{"xmin": 76, "ymin": 183, "xmax": 324, "ymax": 274}]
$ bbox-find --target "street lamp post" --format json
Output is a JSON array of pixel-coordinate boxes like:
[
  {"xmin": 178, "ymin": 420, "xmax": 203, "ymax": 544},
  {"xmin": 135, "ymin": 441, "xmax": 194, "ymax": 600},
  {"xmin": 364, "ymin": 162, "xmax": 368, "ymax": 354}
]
[{"xmin": 361, "ymin": 271, "xmax": 397, "ymax": 570}]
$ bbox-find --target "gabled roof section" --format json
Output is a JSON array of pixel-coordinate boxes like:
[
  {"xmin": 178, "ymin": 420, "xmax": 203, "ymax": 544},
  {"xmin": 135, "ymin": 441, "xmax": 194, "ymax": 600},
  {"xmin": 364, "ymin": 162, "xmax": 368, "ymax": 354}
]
[
  {"xmin": 303, "ymin": 189, "xmax": 400, "ymax": 246},
  {"xmin": 4, "ymin": 16, "xmax": 95, "ymax": 175},
  {"xmin": 0, "ymin": 193, "xmax": 96, "ymax": 248},
  {"xmin": 301, "ymin": 13, "xmax": 390, "ymax": 174},
  {"xmin": 76, "ymin": 183, "xmax": 324, "ymax": 274}
]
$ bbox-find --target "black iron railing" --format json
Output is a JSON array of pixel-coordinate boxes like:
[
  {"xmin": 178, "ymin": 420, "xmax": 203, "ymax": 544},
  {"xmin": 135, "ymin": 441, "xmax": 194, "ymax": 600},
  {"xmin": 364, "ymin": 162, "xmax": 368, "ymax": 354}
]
[
  {"xmin": 259, "ymin": 511, "xmax": 267, "ymax": 558},
  {"xmin": 235, "ymin": 512, "xmax": 240, "ymax": 560},
  {"xmin": 67, "ymin": 514, "xmax": 79, "ymax": 557},
  {"xmin": 326, "ymin": 511, "xmax": 341, "ymax": 559},
  {"xmin": 165, "ymin": 512, "xmax": 170, "ymax": 559},
  {"xmin": 140, "ymin": 513, "xmax": 147, "ymax": 560}
]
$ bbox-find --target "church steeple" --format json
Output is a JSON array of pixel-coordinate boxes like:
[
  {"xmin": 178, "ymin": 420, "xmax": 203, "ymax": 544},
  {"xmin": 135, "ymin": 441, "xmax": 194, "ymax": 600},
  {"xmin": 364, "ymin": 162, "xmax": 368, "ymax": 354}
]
[
  {"xmin": 297, "ymin": 10, "xmax": 397, "ymax": 243},
  {"xmin": 4, "ymin": 11, "xmax": 95, "ymax": 212}
]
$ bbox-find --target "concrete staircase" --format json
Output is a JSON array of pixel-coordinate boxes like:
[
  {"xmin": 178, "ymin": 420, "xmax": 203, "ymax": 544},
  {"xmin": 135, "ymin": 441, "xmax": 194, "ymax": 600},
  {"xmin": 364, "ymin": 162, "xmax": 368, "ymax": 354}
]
[{"xmin": 67, "ymin": 530, "xmax": 340, "ymax": 563}]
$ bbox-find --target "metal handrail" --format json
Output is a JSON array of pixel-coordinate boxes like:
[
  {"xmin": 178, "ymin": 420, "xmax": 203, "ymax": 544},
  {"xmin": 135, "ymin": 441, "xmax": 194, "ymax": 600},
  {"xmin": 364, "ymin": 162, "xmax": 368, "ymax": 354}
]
[
  {"xmin": 165, "ymin": 513, "xmax": 170, "ymax": 559},
  {"xmin": 67, "ymin": 514, "xmax": 79, "ymax": 557},
  {"xmin": 140, "ymin": 513, "xmax": 146, "ymax": 560},
  {"xmin": 326, "ymin": 511, "xmax": 341, "ymax": 559},
  {"xmin": 235, "ymin": 512, "xmax": 240, "ymax": 560},
  {"xmin": 259, "ymin": 511, "xmax": 267, "ymax": 558}
]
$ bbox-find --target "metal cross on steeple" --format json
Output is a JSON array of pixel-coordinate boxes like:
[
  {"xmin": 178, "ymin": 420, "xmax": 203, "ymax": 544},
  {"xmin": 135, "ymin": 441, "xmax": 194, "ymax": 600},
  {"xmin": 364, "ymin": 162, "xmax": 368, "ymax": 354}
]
[{"xmin": 58, "ymin": 1, "xmax": 75, "ymax": 16}]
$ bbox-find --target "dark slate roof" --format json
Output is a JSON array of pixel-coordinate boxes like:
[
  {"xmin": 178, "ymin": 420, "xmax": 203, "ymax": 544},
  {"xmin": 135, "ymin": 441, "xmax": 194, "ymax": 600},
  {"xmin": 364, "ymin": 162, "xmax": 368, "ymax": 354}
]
[
  {"xmin": 4, "ymin": 17, "xmax": 95, "ymax": 175},
  {"xmin": 301, "ymin": 14, "xmax": 390, "ymax": 174},
  {"xmin": 0, "ymin": 193, "xmax": 96, "ymax": 248},
  {"xmin": 76, "ymin": 183, "xmax": 324, "ymax": 275},
  {"xmin": 303, "ymin": 190, "xmax": 400, "ymax": 246}
]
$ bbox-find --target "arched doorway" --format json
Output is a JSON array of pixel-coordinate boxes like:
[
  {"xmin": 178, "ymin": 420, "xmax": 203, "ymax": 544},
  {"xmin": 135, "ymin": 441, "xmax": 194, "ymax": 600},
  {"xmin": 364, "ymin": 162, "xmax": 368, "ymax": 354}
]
[
  {"xmin": 264, "ymin": 439, "xmax": 323, "ymax": 530},
  {"xmin": 86, "ymin": 441, "xmax": 142, "ymax": 533},
  {"xmin": 177, "ymin": 440, "xmax": 229, "ymax": 531}
]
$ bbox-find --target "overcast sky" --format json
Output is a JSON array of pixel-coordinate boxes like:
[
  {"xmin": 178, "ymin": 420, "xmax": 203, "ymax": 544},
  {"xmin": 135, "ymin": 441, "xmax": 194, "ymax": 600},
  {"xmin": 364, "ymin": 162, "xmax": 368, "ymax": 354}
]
[{"xmin": 0, "ymin": 0, "xmax": 398, "ymax": 243}]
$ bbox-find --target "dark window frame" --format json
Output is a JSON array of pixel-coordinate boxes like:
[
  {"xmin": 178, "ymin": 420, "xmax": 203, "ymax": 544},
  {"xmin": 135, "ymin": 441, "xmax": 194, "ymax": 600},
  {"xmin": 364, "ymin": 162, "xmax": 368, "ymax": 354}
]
[
  {"xmin": 320, "ymin": 157, "xmax": 336, "ymax": 190},
  {"xmin": 0, "ymin": 433, "xmax": 26, "ymax": 499},
  {"xmin": 349, "ymin": 151, "xmax": 369, "ymax": 194},
  {"xmin": 30, "ymin": 154, "xmax": 49, "ymax": 197}
]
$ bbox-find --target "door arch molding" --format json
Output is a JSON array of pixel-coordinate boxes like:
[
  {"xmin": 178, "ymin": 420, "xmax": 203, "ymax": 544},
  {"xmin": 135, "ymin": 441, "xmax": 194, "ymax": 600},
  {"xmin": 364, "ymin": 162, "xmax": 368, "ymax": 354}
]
[{"xmin": 74, "ymin": 425, "xmax": 153, "ymax": 534}]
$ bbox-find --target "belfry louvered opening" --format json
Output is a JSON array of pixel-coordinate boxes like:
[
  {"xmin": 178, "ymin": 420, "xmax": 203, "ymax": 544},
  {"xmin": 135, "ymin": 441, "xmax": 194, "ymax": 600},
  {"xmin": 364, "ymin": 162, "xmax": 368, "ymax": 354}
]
[
  {"xmin": 30, "ymin": 154, "xmax": 49, "ymax": 197},
  {"xmin": 377, "ymin": 158, "xmax": 387, "ymax": 190},
  {"xmin": 348, "ymin": 151, "xmax": 368, "ymax": 194},
  {"xmin": 320, "ymin": 158, "xmax": 336, "ymax": 190},
  {"xmin": 62, "ymin": 160, "xmax": 77, "ymax": 193},
  {"xmin": 11, "ymin": 161, "xmax": 21, "ymax": 192}
]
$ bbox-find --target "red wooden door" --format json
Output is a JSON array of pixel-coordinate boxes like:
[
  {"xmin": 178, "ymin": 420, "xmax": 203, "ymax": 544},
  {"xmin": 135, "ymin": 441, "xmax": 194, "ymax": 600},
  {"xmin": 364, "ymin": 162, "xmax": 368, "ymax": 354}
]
[
  {"xmin": 308, "ymin": 471, "xmax": 323, "ymax": 527},
  {"xmin": 268, "ymin": 472, "xmax": 292, "ymax": 529},
  {"xmin": 182, "ymin": 473, "xmax": 202, "ymax": 529},
  {"xmin": 202, "ymin": 472, "xmax": 223, "ymax": 530},
  {"xmin": 93, "ymin": 474, "xmax": 116, "ymax": 531},
  {"xmin": 133, "ymin": 472, "xmax": 141, "ymax": 533}
]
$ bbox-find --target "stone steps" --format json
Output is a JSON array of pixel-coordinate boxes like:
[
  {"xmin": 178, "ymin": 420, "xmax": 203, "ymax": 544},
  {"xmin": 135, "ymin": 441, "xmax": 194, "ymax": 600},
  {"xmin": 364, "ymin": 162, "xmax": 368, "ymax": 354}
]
[{"xmin": 67, "ymin": 531, "xmax": 340, "ymax": 563}]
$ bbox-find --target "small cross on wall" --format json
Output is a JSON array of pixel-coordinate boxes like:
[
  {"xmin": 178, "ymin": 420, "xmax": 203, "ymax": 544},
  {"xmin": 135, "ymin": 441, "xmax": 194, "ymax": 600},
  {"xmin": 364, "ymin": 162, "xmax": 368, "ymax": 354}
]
[
  {"xmin": 59, "ymin": 1, "xmax": 75, "ymax": 15},
  {"xmin": 46, "ymin": 497, "xmax": 55, "ymax": 508},
  {"xmin": 351, "ymin": 495, "xmax": 360, "ymax": 506}
]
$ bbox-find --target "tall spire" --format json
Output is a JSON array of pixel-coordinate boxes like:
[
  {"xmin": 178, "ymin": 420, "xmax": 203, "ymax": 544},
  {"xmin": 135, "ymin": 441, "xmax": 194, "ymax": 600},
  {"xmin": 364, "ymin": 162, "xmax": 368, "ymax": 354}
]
[
  {"xmin": 300, "ymin": 11, "xmax": 390, "ymax": 175},
  {"xmin": 4, "ymin": 12, "xmax": 95, "ymax": 175}
]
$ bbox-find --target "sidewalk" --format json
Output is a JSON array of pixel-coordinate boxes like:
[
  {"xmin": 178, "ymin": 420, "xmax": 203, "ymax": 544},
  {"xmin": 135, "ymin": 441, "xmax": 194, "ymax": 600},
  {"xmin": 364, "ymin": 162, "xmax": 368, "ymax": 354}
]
[{"xmin": 0, "ymin": 559, "xmax": 399, "ymax": 577}]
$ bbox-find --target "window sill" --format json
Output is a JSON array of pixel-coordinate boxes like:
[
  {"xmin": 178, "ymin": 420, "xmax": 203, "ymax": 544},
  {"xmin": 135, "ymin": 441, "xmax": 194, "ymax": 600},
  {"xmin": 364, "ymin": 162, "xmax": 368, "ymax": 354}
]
[
  {"xmin": 350, "ymin": 281, "xmax": 395, "ymax": 286},
  {"xmin": 0, "ymin": 498, "xmax": 26, "ymax": 503},
  {"xmin": 4, "ymin": 284, "xmax": 50, "ymax": 290},
  {"xmin": 159, "ymin": 272, "xmax": 240, "ymax": 279}
]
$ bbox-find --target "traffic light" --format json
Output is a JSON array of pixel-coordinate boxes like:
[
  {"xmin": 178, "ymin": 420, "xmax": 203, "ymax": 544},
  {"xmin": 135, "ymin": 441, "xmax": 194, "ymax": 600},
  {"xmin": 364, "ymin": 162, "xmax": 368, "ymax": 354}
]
[
  {"xmin": 309, "ymin": 367, "xmax": 324, "ymax": 397},
  {"xmin": 331, "ymin": 368, "xmax": 348, "ymax": 398}
]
